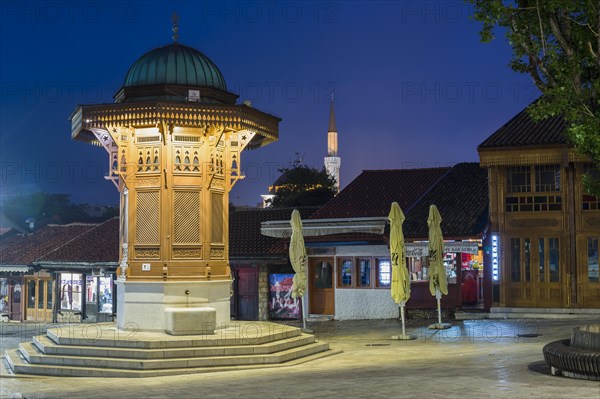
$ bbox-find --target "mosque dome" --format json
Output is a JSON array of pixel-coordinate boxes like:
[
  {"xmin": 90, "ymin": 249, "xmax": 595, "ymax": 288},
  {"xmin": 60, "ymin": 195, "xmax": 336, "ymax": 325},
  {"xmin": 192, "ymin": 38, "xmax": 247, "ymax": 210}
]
[{"xmin": 123, "ymin": 43, "xmax": 227, "ymax": 91}]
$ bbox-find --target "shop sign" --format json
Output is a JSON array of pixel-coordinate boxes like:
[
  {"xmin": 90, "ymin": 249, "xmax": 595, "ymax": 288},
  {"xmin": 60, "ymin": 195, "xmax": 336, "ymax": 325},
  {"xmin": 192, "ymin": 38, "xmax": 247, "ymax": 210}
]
[
  {"xmin": 404, "ymin": 242, "xmax": 479, "ymax": 257},
  {"xmin": 491, "ymin": 234, "xmax": 499, "ymax": 281}
]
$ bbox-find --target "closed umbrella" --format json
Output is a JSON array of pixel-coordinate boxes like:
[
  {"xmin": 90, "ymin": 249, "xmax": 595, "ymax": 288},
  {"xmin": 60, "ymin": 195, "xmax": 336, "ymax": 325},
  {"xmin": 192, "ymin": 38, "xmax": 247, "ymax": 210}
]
[
  {"xmin": 289, "ymin": 209, "xmax": 310, "ymax": 332},
  {"xmin": 427, "ymin": 205, "xmax": 451, "ymax": 329},
  {"xmin": 389, "ymin": 202, "xmax": 414, "ymax": 340}
]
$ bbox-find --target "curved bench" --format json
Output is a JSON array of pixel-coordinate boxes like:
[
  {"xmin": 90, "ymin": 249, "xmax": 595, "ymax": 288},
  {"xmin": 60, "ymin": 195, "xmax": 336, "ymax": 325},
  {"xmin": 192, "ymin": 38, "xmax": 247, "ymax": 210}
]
[{"xmin": 543, "ymin": 325, "xmax": 600, "ymax": 381}]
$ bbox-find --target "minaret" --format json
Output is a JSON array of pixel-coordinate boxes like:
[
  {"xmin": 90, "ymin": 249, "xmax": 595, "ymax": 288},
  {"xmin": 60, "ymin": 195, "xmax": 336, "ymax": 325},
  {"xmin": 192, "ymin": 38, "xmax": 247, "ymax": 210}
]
[{"xmin": 324, "ymin": 99, "xmax": 341, "ymax": 193}]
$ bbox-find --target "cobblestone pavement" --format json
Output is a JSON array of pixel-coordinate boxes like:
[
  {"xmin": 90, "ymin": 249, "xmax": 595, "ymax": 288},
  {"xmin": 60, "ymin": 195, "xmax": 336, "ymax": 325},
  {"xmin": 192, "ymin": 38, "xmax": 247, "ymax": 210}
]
[{"xmin": 1, "ymin": 318, "xmax": 600, "ymax": 399}]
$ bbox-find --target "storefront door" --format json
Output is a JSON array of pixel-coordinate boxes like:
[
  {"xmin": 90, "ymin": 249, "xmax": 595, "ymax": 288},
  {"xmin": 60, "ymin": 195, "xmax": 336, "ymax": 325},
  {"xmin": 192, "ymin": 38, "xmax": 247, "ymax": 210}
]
[
  {"xmin": 236, "ymin": 268, "xmax": 258, "ymax": 320},
  {"xmin": 505, "ymin": 236, "xmax": 566, "ymax": 307},
  {"xmin": 309, "ymin": 259, "xmax": 334, "ymax": 315},
  {"xmin": 24, "ymin": 277, "xmax": 53, "ymax": 321}
]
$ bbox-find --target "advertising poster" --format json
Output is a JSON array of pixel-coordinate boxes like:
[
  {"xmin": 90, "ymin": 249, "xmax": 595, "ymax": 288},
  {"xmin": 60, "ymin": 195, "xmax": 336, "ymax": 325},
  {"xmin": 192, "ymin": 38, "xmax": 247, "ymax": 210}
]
[{"xmin": 268, "ymin": 273, "xmax": 301, "ymax": 320}]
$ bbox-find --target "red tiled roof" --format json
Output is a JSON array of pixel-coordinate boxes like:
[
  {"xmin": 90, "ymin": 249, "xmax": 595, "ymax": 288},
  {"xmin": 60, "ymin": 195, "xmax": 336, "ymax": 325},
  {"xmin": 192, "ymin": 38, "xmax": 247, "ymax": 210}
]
[
  {"xmin": 39, "ymin": 218, "xmax": 119, "ymax": 263},
  {"xmin": 0, "ymin": 218, "xmax": 119, "ymax": 265},
  {"xmin": 229, "ymin": 207, "xmax": 318, "ymax": 258},
  {"xmin": 309, "ymin": 167, "xmax": 451, "ymax": 219},
  {"xmin": 0, "ymin": 224, "xmax": 95, "ymax": 265},
  {"xmin": 478, "ymin": 103, "xmax": 568, "ymax": 149}
]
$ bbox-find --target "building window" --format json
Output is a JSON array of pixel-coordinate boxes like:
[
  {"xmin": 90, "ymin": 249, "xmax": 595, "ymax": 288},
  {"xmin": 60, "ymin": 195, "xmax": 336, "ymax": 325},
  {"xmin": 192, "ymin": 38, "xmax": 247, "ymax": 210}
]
[
  {"xmin": 510, "ymin": 238, "xmax": 521, "ymax": 282},
  {"xmin": 582, "ymin": 164, "xmax": 600, "ymax": 210},
  {"xmin": 337, "ymin": 258, "xmax": 353, "ymax": 288},
  {"xmin": 357, "ymin": 258, "xmax": 371, "ymax": 288},
  {"xmin": 506, "ymin": 165, "xmax": 562, "ymax": 212},
  {"xmin": 535, "ymin": 165, "xmax": 560, "ymax": 192},
  {"xmin": 507, "ymin": 166, "xmax": 531, "ymax": 193},
  {"xmin": 376, "ymin": 258, "xmax": 391, "ymax": 288},
  {"xmin": 588, "ymin": 237, "xmax": 599, "ymax": 283}
]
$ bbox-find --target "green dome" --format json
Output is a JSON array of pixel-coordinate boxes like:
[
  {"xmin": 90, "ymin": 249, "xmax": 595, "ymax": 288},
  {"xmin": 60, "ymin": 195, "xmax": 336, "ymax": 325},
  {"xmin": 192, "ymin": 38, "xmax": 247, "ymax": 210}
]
[{"xmin": 124, "ymin": 43, "xmax": 227, "ymax": 91}]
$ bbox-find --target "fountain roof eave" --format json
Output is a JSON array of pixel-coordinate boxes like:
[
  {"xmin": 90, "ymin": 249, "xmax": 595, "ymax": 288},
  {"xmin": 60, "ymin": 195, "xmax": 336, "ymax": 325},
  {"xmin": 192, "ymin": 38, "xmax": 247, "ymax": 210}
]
[{"xmin": 70, "ymin": 101, "xmax": 280, "ymax": 149}]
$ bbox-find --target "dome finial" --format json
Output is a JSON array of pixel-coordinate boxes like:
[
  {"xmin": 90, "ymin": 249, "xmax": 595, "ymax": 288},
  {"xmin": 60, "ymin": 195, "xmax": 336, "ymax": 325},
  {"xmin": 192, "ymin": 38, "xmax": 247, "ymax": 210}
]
[{"xmin": 171, "ymin": 11, "xmax": 180, "ymax": 42}]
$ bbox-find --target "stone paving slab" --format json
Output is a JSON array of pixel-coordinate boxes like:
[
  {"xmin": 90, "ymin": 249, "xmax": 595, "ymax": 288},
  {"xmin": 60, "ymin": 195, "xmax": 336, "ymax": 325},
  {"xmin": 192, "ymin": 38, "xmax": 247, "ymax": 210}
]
[{"xmin": 2, "ymin": 318, "xmax": 600, "ymax": 398}]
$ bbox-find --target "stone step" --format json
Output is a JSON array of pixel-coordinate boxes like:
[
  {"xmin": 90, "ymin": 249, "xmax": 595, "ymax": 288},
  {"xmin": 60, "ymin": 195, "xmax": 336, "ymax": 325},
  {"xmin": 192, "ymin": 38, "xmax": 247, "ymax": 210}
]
[
  {"xmin": 46, "ymin": 323, "xmax": 301, "ymax": 349},
  {"xmin": 4, "ymin": 343, "xmax": 337, "ymax": 377},
  {"xmin": 33, "ymin": 333, "xmax": 316, "ymax": 359},
  {"xmin": 19, "ymin": 340, "xmax": 330, "ymax": 371}
]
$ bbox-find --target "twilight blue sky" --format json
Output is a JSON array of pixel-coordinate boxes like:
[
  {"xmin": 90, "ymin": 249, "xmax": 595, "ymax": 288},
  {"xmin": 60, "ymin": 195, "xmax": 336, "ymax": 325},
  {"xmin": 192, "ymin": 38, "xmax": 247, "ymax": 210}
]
[{"xmin": 0, "ymin": 1, "xmax": 538, "ymax": 207}]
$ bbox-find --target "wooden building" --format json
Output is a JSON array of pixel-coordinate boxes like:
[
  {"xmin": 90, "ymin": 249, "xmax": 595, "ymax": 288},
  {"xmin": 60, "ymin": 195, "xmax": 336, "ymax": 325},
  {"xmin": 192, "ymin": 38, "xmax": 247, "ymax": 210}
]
[{"xmin": 479, "ymin": 105, "xmax": 600, "ymax": 309}]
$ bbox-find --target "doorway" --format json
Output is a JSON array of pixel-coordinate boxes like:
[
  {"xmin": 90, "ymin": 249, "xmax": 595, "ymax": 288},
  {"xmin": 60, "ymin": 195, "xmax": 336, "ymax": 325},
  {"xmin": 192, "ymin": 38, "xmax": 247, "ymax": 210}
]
[
  {"xmin": 309, "ymin": 259, "xmax": 334, "ymax": 315},
  {"xmin": 233, "ymin": 267, "xmax": 258, "ymax": 320},
  {"xmin": 24, "ymin": 277, "xmax": 53, "ymax": 321}
]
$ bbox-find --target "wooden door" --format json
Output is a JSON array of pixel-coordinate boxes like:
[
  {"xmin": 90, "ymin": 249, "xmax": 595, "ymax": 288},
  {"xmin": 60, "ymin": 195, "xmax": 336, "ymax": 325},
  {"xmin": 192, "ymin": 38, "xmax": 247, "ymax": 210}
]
[
  {"xmin": 10, "ymin": 279, "xmax": 22, "ymax": 321},
  {"xmin": 25, "ymin": 278, "xmax": 53, "ymax": 321},
  {"xmin": 309, "ymin": 259, "xmax": 334, "ymax": 315},
  {"xmin": 236, "ymin": 268, "xmax": 258, "ymax": 320},
  {"xmin": 535, "ymin": 237, "xmax": 565, "ymax": 307},
  {"xmin": 505, "ymin": 236, "xmax": 566, "ymax": 307}
]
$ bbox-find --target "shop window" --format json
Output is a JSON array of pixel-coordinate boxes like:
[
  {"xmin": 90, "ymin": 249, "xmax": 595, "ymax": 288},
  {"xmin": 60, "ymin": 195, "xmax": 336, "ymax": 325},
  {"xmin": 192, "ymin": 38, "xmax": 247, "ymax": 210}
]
[
  {"xmin": 47, "ymin": 280, "xmax": 53, "ymax": 310},
  {"xmin": 376, "ymin": 258, "xmax": 391, "ymax": 288},
  {"xmin": 37, "ymin": 281, "xmax": 44, "ymax": 309},
  {"xmin": 337, "ymin": 259, "xmax": 353, "ymax": 288},
  {"xmin": 98, "ymin": 277, "xmax": 113, "ymax": 313},
  {"xmin": 588, "ymin": 237, "xmax": 599, "ymax": 283},
  {"xmin": 535, "ymin": 165, "xmax": 560, "ymax": 192},
  {"xmin": 0, "ymin": 279, "xmax": 9, "ymax": 313},
  {"xmin": 408, "ymin": 257, "xmax": 428, "ymax": 282},
  {"xmin": 524, "ymin": 238, "xmax": 531, "ymax": 282},
  {"xmin": 510, "ymin": 238, "xmax": 521, "ymax": 282},
  {"xmin": 27, "ymin": 280, "xmax": 35, "ymax": 309},
  {"xmin": 507, "ymin": 166, "xmax": 531, "ymax": 193},
  {"xmin": 357, "ymin": 258, "xmax": 371, "ymax": 288},
  {"xmin": 60, "ymin": 273, "xmax": 82, "ymax": 311},
  {"xmin": 582, "ymin": 164, "xmax": 600, "ymax": 210},
  {"xmin": 538, "ymin": 238, "xmax": 545, "ymax": 282},
  {"xmin": 443, "ymin": 253, "xmax": 457, "ymax": 284},
  {"xmin": 548, "ymin": 238, "xmax": 560, "ymax": 282}
]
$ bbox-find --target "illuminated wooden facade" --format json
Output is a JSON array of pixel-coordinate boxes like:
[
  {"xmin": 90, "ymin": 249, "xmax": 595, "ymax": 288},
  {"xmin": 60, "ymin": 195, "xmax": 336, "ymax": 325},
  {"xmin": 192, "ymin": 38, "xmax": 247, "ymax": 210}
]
[
  {"xmin": 479, "ymin": 108, "xmax": 600, "ymax": 309},
  {"xmin": 71, "ymin": 102, "xmax": 279, "ymax": 283}
]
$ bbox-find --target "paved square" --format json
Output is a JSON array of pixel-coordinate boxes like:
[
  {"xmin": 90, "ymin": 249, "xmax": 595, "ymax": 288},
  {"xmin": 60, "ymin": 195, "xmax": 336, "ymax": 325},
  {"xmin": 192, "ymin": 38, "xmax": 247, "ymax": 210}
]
[{"xmin": 2, "ymin": 319, "xmax": 599, "ymax": 398}]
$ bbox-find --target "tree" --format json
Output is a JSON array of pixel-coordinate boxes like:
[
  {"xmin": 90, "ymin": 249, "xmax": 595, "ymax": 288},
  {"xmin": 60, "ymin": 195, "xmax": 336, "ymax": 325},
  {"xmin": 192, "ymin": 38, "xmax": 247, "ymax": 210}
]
[
  {"xmin": 0, "ymin": 193, "xmax": 116, "ymax": 230},
  {"xmin": 271, "ymin": 165, "xmax": 337, "ymax": 207},
  {"xmin": 470, "ymin": 0, "xmax": 600, "ymax": 194}
]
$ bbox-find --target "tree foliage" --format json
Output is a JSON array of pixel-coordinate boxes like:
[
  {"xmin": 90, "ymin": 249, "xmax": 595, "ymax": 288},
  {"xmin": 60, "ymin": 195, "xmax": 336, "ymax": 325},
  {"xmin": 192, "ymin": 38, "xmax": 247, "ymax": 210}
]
[
  {"xmin": 271, "ymin": 166, "xmax": 337, "ymax": 208},
  {"xmin": 0, "ymin": 193, "xmax": 117, "ymax": 230},
  {"xmin": 470, "ymin": 0, "xmax": 600, "ymax": 193}
]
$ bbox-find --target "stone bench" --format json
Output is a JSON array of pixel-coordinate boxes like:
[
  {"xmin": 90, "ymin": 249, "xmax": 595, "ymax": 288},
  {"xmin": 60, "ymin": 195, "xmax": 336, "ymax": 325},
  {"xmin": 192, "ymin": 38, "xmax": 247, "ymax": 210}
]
[{"xmin": 164, "ymin": 307, "xmax": 216, "ymax": 335}]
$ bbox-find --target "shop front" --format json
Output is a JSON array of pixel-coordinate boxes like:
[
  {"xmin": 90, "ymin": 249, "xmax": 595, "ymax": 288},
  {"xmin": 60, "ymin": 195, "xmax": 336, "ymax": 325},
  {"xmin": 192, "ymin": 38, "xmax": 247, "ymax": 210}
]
[
  {"xmin": 56, "ymin": 271, "xmax": 116, "ymax": 323},
  {"xmin": 0, "ymin": 269, "xmax": 27, "ymax": 321},
  {"xmin": 304, "ymin": 241, "xmax": 487, "ymax": 320}
]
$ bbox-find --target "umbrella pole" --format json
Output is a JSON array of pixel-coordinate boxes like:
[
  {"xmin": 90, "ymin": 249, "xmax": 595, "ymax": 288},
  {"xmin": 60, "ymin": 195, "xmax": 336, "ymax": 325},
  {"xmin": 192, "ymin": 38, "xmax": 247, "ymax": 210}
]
[
  {"xmin": 302, "ymin": 295, "xmax": 307, "ymax": 331},
  {"xmin": 436, "ymin": 287, "xmax": 442, "ymax": 325},
  {"xmin": 400, "ymin": 302, "xmax": 406, "ymax": 337},
  {"xmin": 428, "ymin": 287, "xmax": 451, "ymax": 330}
]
